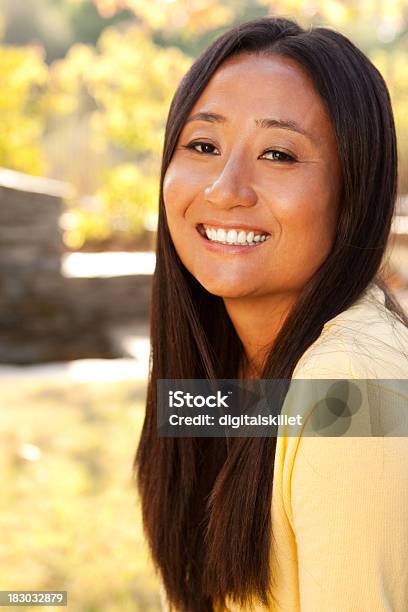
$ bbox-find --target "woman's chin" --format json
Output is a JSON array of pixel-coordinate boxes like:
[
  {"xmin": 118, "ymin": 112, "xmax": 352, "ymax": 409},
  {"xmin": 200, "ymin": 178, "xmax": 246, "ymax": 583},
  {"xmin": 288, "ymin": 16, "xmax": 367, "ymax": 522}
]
[{"xmin": 198, "ymin": 278, "xmax": 255, "ymax": 299}]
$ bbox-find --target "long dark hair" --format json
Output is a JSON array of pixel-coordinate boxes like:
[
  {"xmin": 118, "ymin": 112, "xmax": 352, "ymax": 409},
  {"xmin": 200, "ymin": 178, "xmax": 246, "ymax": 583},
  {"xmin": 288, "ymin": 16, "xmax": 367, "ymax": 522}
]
[{"xmin": 134, "ymin": 16, "xmax": 408, "ymax": 611}]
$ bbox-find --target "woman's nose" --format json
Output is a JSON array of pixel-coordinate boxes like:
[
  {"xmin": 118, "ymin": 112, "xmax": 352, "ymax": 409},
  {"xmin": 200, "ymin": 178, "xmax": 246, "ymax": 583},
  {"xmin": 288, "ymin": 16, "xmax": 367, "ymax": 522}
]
[{"xmin": 204, "ymin": 155, "xmax": 257, "ymax": 209}]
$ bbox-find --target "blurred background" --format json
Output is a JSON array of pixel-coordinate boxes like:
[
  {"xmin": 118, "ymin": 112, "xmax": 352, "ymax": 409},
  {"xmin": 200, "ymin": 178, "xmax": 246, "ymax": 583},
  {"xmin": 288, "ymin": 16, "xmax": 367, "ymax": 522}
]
[{"xmin": 1, "ymin": 0, "xmax": 407, "ymax": 610}]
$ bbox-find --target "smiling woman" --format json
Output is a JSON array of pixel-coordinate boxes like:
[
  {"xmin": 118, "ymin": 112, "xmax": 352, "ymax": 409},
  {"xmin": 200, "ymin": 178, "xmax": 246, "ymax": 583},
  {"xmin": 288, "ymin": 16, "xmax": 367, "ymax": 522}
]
[
  {"xmin": 133, "ymin": 16, "xmax": 408, "ymax": 612},
  {"xmin": 163, "ymin": 52, "xmax": 341, "ymax": 370}
]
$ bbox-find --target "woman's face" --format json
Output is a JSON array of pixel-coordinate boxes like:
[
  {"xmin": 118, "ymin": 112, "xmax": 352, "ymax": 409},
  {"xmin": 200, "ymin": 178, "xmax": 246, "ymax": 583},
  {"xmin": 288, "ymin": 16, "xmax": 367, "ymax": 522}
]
[{"xmin": 163, "ymin": 53, "xmax": 342, "ymax": 299}]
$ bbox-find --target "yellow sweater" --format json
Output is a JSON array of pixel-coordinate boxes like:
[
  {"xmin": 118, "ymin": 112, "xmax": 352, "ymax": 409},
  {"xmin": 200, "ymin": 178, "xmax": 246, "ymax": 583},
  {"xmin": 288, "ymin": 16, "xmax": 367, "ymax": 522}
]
[{"xmin": 162, "ymin": 283, "xmax": 408, "ymax": 611}]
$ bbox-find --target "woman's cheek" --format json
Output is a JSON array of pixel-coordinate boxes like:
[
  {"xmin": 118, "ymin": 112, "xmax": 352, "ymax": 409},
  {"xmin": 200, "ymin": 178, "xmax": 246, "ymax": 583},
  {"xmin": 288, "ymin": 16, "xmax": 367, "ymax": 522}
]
[
  {"xmin": 162, "ymin": 168, "xmax": 179, "ymax": 211},
  {"xmin": 163, "ymin": 164, "xmax": 195, "ymax": 214}
]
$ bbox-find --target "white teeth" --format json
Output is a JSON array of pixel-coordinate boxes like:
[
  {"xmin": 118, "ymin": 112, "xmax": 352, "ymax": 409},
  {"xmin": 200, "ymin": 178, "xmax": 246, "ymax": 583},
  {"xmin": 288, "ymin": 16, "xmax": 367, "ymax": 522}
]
[
  {"xmin": 226, "ymin": 229, "xmax": 237, "ymax": 244},
  {"xmin": 202, "ymin": 225, "xmax": 270, "ymax": 245},
  {"xmin": 216, "ymin": 228, "xmax": 226, "ymax": 241},
  {"xmin": 237, "ymin": 230, "xmax": 246, "ymax": 244}
]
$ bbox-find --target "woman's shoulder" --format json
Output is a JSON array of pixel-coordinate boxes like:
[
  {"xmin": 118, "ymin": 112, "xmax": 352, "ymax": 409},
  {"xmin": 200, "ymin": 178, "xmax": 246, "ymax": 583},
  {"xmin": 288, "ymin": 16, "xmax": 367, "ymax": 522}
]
[{"xmin": 292, "ymin": 283, "xmax": 408, "ymax": 380}]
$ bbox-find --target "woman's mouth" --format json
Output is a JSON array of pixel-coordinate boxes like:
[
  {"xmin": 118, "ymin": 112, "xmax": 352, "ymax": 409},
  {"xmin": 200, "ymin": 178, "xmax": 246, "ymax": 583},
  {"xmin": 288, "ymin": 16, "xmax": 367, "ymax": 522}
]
[{"xmin": 196, "ymin": 223, "xmax": 271, "ymax": 247}]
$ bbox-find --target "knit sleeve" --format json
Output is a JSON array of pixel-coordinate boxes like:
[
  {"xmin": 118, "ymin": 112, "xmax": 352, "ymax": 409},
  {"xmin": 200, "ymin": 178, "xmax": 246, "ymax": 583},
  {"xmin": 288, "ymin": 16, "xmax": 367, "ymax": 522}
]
[{"xmin": 289, "ymin": 383, "xmax": 408, "ymax": 611}]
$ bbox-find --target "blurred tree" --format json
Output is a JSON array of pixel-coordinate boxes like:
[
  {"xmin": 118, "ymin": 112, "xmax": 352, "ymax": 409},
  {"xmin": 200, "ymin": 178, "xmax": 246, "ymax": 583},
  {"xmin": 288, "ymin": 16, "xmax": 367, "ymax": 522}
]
[
  {"xmin": 0, "ymin": 0, "xmax": 134, "ymax": 62},
  {"xmin": 0, "ymin": 34, "xmax": 48, "ymax": 174},
  {"xmin": 0, "ymin": 0, "xmax": 74, "ymax": 61},
  {"xmin": 47, "ymin": 23, "xmax": 191, "ymax": 247},
  {"xmin": 63, "ymin": 162, "xmax": 160, "ymax": 248},
  {"xmin": 257, "ymin": 0, "xmax": 408, "ymax": 54},
  {"xmin": 92, "ymin": 0, "xmax": 234, "ymax": 33},
  {"xmin": 64, "ymin": 0, "xmax": 135, "ymax": 50},
  {"xmin": 86, "ymin": 26, "xmax": 191, "ymax": 154}
]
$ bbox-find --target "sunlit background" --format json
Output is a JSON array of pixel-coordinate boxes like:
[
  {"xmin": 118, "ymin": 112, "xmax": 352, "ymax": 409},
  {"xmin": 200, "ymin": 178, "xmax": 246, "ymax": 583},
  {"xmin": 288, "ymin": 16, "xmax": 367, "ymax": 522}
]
[{"xmin": 1, "ymin": 0, "xmax": 408, "ymax": 609}]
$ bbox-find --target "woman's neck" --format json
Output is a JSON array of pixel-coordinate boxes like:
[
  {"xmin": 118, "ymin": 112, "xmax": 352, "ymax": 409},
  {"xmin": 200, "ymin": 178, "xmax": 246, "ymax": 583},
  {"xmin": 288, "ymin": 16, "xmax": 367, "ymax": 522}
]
[
  {"xmin": 238, "ymin": 360, "xmax": 261, "ymax": 379},
  {"xmin": 225, "ymin": 292, "xmax": 298, "ymax": 377}
]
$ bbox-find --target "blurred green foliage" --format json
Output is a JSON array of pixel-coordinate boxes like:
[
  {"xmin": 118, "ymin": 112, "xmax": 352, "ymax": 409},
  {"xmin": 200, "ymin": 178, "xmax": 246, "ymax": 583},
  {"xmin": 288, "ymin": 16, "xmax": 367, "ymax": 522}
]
[
  {"xmin": 0, "ymin": 377, "xmax": 161, "ymax": 610},
  {"xmin": 0, "ymin": 41, "xmax": 48, "ymax": 174},
  {"xmin": 0, "ymin": 0, "xmax": 134, "ymax": 61},
  {"xmin": 1, "ymin": 0, "xmax": 408, "ymax": 248},
  {"xmin": 45, "ymin": 24, "xmax": 190, "ymax": 247}
]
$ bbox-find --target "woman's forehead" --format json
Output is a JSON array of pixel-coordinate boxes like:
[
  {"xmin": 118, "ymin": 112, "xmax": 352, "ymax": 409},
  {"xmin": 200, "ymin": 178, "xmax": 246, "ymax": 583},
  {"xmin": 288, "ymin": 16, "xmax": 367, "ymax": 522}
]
[{"xmin": 187, "ymin": 54, "xmax": 335, "ymax": 145}]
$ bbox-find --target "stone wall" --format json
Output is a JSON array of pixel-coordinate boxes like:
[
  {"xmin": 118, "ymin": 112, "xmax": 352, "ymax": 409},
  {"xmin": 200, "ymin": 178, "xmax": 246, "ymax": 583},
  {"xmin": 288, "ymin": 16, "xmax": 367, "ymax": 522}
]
[{"xmin": 0, "ymin": 169, "xmax": 151, "ymax": 364}]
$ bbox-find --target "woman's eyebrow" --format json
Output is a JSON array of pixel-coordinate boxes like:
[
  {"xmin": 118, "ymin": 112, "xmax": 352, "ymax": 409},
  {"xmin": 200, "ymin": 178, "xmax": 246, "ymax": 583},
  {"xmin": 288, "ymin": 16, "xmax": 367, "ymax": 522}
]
[{"xmin": 185, "ymin": 111, "xmax": 311, "ymax": 139}]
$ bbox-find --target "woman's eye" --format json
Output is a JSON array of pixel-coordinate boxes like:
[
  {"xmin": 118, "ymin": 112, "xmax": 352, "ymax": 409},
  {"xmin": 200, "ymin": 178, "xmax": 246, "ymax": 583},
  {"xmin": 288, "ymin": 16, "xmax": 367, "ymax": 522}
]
[
  {"xmin": 183, "ymin": 141, "xmax": 219, "ymax": 155},
  {"xmin": 260, "ymin": 150, "xmax": 296, "ymax": 163}
]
